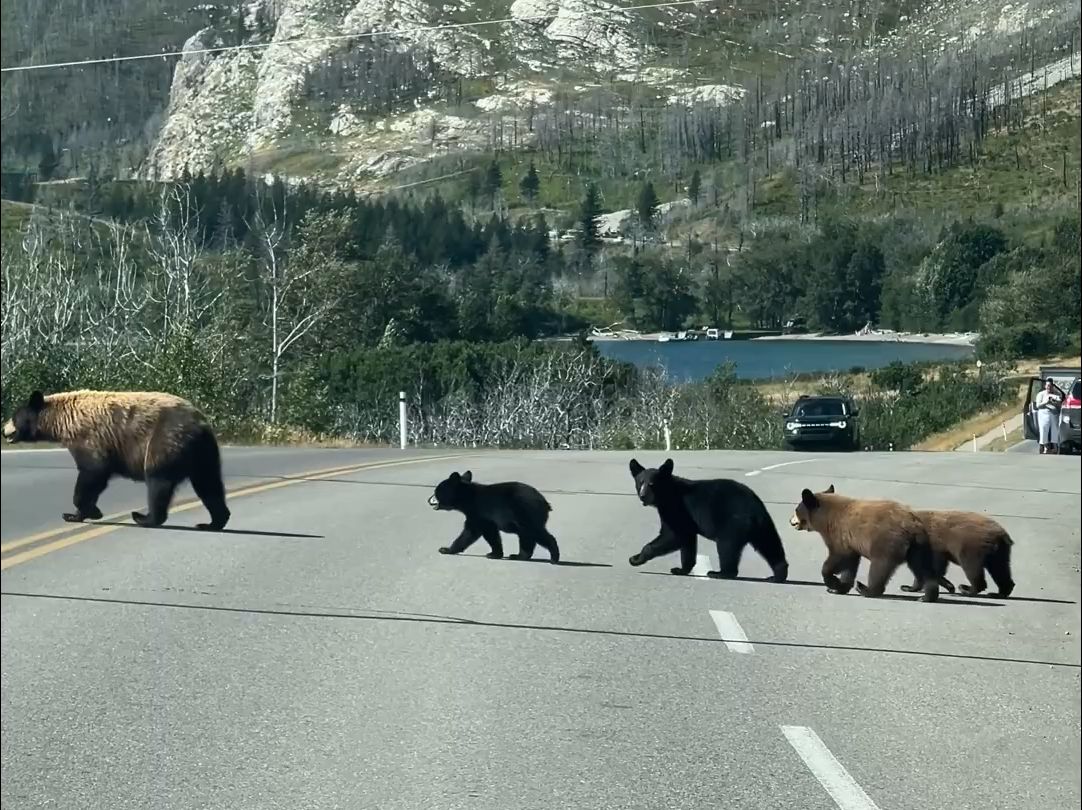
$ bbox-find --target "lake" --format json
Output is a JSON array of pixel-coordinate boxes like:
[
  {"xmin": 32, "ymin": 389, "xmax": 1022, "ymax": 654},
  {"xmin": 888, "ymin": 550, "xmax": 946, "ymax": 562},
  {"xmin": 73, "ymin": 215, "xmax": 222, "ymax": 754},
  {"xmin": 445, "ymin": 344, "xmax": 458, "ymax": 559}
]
[{"xmin": 593, "ymin": 338, "xmax": 975, "ymax": 381}]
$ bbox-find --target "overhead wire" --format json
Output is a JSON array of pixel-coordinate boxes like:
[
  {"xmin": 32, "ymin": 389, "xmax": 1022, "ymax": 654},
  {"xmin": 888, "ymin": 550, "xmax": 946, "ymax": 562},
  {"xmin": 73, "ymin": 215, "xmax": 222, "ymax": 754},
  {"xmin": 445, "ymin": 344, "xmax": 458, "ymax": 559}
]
[{"xmin": 0, "ymin": 0, "xmax": 761, "ymax": 74}]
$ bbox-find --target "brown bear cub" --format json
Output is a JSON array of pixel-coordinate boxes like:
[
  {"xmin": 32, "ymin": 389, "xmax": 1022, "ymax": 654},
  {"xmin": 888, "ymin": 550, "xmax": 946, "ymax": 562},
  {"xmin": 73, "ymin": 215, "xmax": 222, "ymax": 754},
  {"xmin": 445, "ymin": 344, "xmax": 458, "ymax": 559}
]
[
  {"xmin": 901, "ymin": 509, "xmax": 1016, "ymax": 598},
  {"xmin": 3, "ymin": 390, "xmax": 230, "ymax": 531},
  {"xmin": 790, "ymin": 485, "xmax": 939, "ymax": 602}
]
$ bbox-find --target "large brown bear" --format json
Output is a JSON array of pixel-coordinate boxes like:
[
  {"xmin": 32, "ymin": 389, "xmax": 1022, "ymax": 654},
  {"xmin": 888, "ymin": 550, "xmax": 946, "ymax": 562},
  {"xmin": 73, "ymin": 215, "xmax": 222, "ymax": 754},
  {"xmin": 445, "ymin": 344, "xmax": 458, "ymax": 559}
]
[
  {"xmin": 3, "ymin": 389, "xmax": 230, "ymax": 531},
  {"xmin": 789, "ymin": 484, "xmax": 939, "ymax": 602},
  {"xmin": 900, "ymin": 509, "xmax": 1016, "ymax": 598}
]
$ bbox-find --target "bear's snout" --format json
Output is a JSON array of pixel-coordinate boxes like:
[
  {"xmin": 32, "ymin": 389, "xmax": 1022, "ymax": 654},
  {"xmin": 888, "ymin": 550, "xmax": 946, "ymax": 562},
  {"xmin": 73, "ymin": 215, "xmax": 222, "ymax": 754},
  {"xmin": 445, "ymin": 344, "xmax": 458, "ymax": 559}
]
[
  {"xmin": 2, "ymin": 421, "xmax": 16, "ymax": 442},
  {"xmin": 789, "ymin": 515, "xmax": 801, "ymax": 528},
  {"xmin": 427, "ymin": 494, "xmax": 440, "ymax": 509}
]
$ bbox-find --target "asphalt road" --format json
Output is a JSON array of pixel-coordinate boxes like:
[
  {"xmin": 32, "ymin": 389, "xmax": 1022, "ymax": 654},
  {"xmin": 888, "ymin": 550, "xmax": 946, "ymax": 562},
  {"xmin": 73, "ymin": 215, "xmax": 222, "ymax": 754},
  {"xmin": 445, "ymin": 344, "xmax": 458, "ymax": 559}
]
[
  {"xmin": 1007, "ymin": 439, "xmax": 1039, "ymax": 453},
  {"xmin": 2, "ymin": 446, "xmax": 1080, "ymax": 810}
]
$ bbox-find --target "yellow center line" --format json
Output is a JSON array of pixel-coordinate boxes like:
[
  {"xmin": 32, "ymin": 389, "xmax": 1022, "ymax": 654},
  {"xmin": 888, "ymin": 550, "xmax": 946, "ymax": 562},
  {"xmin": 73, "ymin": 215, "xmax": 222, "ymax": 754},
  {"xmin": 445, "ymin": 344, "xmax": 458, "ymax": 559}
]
[
  {"xmin": 0, "ymin": 460, "xmax": 371, "ymax": 554},
  {"xmin": 0, "ymin": 453, "xmax": 469, "ymax": 571}
]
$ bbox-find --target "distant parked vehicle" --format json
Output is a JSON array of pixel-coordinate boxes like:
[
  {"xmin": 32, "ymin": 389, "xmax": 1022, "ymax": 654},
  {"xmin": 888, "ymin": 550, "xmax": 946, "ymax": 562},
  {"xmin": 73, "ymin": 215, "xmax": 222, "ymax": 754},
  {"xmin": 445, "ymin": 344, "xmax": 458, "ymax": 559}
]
[
  {"xmin": 1055, "ymin": 376, "xmax": 1081, "ymax": 454},
  {"xmin": 1022, "ymin": 365, "xmax": 1082, "ymax": 454},
  {"xmin": 783, "ymin": 394, "xmax": 860, "ymax": 451},
  {"xmin": 782, "ymin": 317, "xmax": 808, "ymax": 335}
]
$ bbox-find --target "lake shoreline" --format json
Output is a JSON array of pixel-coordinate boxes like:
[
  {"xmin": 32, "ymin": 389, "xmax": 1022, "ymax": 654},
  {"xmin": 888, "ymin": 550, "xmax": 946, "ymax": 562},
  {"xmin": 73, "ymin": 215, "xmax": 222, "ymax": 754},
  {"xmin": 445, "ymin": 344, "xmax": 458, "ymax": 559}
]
[
  {"xmin": 588, "ymin": 333, "xmax": 976, "ymax": 381},
  {"xmin": 752, "ymin": 330, "xmax": 977, "ymax": 347},
  {"xmin": 566, "ymin": 330, "xmax": 978, "ymax": 347}
]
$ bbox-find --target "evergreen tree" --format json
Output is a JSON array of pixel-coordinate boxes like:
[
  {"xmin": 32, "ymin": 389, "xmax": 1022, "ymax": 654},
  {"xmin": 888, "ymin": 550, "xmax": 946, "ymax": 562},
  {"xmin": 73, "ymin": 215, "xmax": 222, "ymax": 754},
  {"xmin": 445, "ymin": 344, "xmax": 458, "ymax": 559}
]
[
  {"xmin": 519, "ymin": 161, "xmax": 541, "ymax": 203},
  {"xmin": 463, "ymin": 170, "xmax": 482, "ymax": 209},
  {"xmin": 234, "ymin": 1, "xmax": 246, "ymax": 45},
  {"xmin": 255, "ymin": 4, "xmax": 273, "ymax": 38},
  {"xmin": 577, "ymin": 182, "xmax": 602, "ymax": 253},
  {"xmin": 38, "ymin": 138, "xmax": 59, "ymax": 180},
  {"xmin": 688, "ymin": 169, "xmax": 702, "ymax": 206},
  {"xmin": 530, "ymin": 213, "xmax": 550, "ymax": 261},
  {"xmin": 458, "ymin": 237, "xmax": 503, "ymax": 340},
  {"xmin": 483, "ymin": 159, "xmax": 503, "ymax": 202},
  {"xmin": 103, "ymin": 183, "xmax": 130, "ymax": 220},
  {"xmin": 636, "ymin": 181, "xmax": 659, "ymax": 229}
]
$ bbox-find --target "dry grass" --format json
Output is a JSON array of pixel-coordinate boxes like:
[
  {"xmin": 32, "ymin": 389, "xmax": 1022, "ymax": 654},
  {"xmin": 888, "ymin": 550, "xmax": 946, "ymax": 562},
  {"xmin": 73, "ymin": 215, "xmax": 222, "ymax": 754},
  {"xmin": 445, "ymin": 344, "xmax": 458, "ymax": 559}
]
[
  {"xmin": 754, "ymin": 371, "xmax": 871, "ymax": 405},
  {"xmin": 234, "ymin": 423, "xmax": 388, "ymax": 449},
  {"xmin": 1013, "ymin": 355, "xmax": 1081, "ymax": 376},
  {"xmin": 981, "ymin": 426, "xmax": 1025, "ymax": 452},
  {"xmin": 911, "ymin": 387, "xmax": 1026, "ymax": 451},
  {"xmin": 904, "ymin": 354, "xmax": 1078, "ymax": 451}
]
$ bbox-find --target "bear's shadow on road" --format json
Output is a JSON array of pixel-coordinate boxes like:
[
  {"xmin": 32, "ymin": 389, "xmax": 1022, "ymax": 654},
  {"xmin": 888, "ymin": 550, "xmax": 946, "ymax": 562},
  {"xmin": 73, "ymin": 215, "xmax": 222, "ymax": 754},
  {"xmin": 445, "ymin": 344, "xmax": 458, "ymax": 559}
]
[
  {"xmin": 95, "ymin": 521, "xmax": 323, "ymax": 540},
  {"xmin": 450, "ymin": 553, "xmax": 612, "ymax": 568},
  {"xmin": 635, "ymin": 570, "xmax": 1018, "ymax": 607},
  {"xmin": 637, "ymin": 570, "xmax": 824, "ymax": 588}
]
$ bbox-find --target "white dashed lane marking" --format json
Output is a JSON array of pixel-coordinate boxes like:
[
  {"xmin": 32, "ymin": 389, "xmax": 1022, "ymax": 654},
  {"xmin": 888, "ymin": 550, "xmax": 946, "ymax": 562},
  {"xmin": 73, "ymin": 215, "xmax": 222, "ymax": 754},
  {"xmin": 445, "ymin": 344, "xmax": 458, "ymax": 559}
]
[
  {"xmin": 708, "ymin": 610, "xmax": 754, "ymax": 654},
  {"xmin": 691, "ymin": 553, "xmax": 712, "ymax": 577},
  {"xmin": 781, "ymin": 725, "xmax": 882, "ymax": 810},
  {"xmin": 745, "ymin": 458, "xmax": 820, "ymax": 477}
]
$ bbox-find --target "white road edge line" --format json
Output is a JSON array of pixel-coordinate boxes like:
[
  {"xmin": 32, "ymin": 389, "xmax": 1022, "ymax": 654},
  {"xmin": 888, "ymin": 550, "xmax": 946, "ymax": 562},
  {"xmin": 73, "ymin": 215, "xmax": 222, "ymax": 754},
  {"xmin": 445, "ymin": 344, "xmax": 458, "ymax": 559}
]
[
  {"xmin": 708, "ymin": 610, "xmax": 754, "ymax": 654},
  {"xmin": 745, "ymin": 458, "xmax": 820, "ymax": 477},
  {"xmin": 0, "ymin": 447, "xmax": 71, "ymax": 454},
  {"xmin": 781, "ymin": 725, "xmax": 882, "ymax": 810}
]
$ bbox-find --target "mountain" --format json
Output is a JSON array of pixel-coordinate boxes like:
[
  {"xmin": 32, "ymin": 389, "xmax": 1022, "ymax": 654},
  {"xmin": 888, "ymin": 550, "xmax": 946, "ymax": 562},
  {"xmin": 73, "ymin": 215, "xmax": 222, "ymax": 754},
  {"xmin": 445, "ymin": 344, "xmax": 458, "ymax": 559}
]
[{"xmin": 1, "ymin": 0, "xmax": 1079, "ymax": 216}]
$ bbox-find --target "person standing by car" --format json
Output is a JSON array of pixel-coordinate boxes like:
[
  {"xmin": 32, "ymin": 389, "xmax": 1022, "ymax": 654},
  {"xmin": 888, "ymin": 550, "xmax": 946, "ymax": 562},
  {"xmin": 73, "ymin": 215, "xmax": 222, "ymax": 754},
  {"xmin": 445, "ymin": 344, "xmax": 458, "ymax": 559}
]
[{"xmin": 1034, "ymin": 378, "xmax": 1063, "ymax": 454}]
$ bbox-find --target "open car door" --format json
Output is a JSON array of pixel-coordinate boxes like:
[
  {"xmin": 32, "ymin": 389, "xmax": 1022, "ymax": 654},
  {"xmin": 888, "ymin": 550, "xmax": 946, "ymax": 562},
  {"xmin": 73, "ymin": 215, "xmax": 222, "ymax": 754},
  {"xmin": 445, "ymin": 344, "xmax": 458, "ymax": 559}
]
[
  {"xmin": 1023, "ymin": 376, "xmax": 1066, "ymax": 439},
  {"xmin": 1022, "ymin": 377, "xmax": 1041, "ymax": 439}
]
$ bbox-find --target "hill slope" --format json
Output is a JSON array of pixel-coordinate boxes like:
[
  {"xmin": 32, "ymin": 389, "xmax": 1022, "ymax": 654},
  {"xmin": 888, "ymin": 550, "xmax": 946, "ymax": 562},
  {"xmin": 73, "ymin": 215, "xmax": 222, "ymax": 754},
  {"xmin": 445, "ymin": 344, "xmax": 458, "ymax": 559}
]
[{"xmin": 2, "ymin": 0, "xmax": 1078, "ymax": 211}]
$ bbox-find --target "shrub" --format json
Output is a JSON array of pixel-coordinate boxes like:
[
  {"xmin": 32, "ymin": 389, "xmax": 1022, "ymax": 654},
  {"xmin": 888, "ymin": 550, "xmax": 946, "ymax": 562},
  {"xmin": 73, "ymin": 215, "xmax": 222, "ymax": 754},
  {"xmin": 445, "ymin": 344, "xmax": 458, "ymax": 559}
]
[{"xmin": 869, "ymin": 361, "xmax": 925, "ymax": 394}]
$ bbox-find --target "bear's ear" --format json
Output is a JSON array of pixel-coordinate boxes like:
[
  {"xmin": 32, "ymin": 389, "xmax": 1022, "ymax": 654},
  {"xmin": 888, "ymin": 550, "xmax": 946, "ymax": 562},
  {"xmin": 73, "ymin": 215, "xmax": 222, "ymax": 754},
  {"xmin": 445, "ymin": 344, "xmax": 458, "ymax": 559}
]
[
  {"xmin": 826, "ymin": 483, "xmax": 835, "ymax": 493},
  {"xmin": 659, "ymin": 458, "xmax": 674, "ymax": 476},
  {"xmin": 629, "ymin": 458, "xmax": 644, "ymax": 477},
  {"xmin": 801, "ymin": 488, "xmax": 818, "ymax": 509},
  {"xmin": 448, "ymin": 471, "xmax": 460, "ymax": 482},
  {"xmin": 461, "ymin": 470, "xmax": 473, "ymax": 483},
  {"xmin": 27, "ymin": 391, "xmax": 45, "ymax": 411}
]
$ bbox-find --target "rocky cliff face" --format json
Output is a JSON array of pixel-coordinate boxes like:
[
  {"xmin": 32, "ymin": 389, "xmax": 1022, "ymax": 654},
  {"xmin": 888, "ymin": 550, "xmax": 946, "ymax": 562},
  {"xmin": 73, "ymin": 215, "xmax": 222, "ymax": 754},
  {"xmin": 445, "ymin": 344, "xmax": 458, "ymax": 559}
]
[
  {"xmin": 142, "ymin": 0, "xmax": 1073, "ymax": 191},
  {"xmin": 142, "ymin": 0, "xmax": 743, "ymax": 185}
]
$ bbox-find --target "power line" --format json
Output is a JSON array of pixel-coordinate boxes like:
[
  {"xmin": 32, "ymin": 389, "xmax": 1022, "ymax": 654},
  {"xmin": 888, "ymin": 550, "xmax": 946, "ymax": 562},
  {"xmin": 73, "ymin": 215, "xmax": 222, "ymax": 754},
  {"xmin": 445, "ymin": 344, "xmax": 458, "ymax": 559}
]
[
  {"xmin": 0, "ymin": 0, "xmax": 733, "ymax": 74},
  {"xmin": 358, "ymin": 167, "xmax": 480, "ymax": 196}
]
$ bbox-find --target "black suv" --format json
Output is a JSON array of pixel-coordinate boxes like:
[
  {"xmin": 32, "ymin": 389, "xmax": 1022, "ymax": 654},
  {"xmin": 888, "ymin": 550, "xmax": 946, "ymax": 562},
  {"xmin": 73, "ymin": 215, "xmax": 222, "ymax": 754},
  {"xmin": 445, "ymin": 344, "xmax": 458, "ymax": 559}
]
[{"xmin": 783, "ymin": 395, "xmax": 860, "ymax": 451}]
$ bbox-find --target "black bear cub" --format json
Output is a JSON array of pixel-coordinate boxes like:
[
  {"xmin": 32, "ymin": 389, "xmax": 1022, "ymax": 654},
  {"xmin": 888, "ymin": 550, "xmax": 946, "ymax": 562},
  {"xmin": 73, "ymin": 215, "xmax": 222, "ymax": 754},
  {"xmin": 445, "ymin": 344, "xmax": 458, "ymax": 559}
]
[
  {"xmin": 627, "ymin": 458, "xmax": 789, "ymax": 582},
  {"xmin": 428, "ymin": 470, "xmax": 560, "ymax": 563}
]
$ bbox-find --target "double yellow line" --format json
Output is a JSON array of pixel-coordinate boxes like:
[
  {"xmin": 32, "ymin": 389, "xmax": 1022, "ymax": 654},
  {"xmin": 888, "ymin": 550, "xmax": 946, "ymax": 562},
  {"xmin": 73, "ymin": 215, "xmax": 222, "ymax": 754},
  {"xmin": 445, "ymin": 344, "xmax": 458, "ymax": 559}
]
[{"xmin": 0, "ymin": 453, "xmax": 468, "ymax": 571}]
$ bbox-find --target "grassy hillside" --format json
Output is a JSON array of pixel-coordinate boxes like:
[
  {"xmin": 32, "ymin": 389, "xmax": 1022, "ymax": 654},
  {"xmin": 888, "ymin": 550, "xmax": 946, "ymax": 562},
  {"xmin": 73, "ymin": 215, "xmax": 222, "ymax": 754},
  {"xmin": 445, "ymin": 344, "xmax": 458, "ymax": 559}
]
[
  {"xmin": 3, "ymin": 74, "xmax": 1079, "ymax": 244},
  {"xmin": 743, "ymin": 77, "xmax": 1081, "ymax": 238},
  {"xmin": 0, "ymin": 200, "xmax": 31, "ymax": 237}
]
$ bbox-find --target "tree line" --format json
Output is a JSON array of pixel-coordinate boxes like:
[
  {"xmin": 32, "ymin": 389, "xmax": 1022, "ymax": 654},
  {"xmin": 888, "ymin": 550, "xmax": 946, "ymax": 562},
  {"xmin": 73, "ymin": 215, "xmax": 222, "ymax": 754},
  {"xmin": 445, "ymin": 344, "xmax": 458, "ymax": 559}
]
[
  {"xmin": 0, "ymin": 170, "xmax": 1061, "ymax": 451},
  {"xmin": 5, "ymin": 166, "xmax": 1078, "ymax": 353}
]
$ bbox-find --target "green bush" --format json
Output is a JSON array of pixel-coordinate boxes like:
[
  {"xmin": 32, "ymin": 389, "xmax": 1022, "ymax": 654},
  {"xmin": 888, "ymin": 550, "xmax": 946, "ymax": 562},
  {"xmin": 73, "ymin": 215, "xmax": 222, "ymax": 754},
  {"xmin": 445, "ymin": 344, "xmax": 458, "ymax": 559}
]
[
  {"xmin": 869, "ymin": 361, "xmax": 925, "ymax": 394},
  {"xmin": 1, "ymin": 342, "xmax": 1017, "ymax": 453},
  {"xmin": 855, "ymin": 363, "xmax": 1013, "ymax": 449},
  {"xmin": 977, "ymin": 324, "xmax": 1058, "ymax": 360}
]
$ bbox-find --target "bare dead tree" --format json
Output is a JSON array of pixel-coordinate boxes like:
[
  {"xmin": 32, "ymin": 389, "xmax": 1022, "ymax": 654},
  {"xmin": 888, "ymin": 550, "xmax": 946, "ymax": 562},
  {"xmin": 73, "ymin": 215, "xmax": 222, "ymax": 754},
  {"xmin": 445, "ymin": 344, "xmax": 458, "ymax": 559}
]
[
  {"xmin": 247, "ymin": 204, "xmax": 338, "ymax": 423},
  {"xmin": 144, "ymin": 184, "xmax": 223, "ymax": 347}
]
